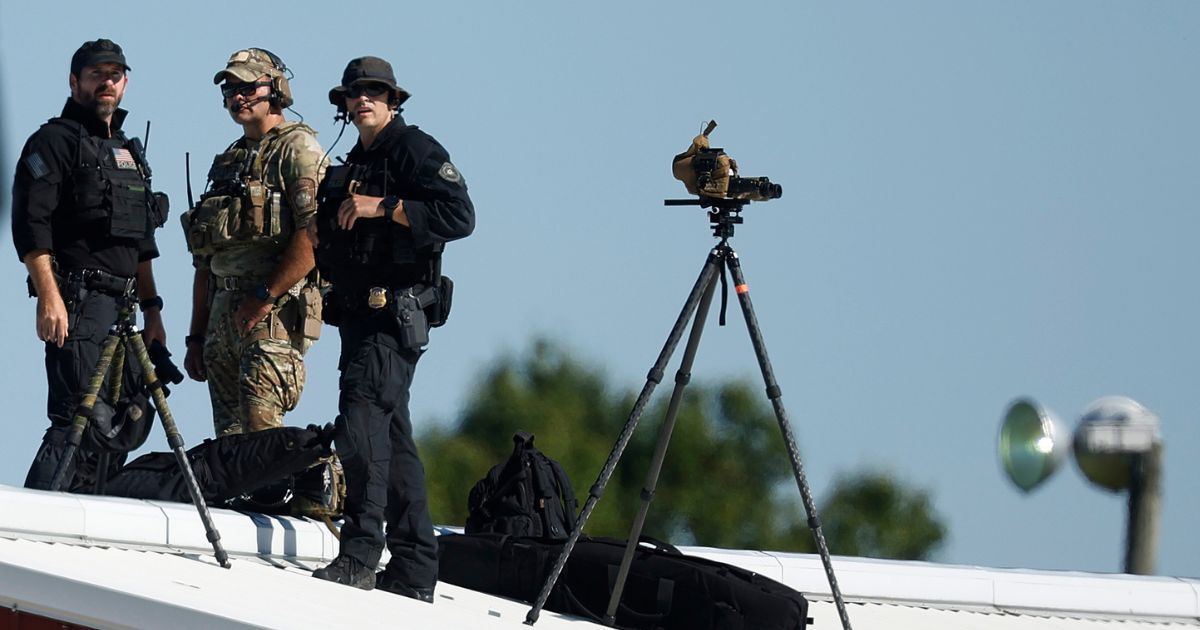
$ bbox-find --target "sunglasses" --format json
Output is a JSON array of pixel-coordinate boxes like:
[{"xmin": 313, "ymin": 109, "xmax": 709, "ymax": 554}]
[
  {"xmin": 221, "ymin": 80, "xmax": 272, "ymax": 99},
  {"xmin": 346, "ymin": 83, "xmax": 391, "ymax": 99}
]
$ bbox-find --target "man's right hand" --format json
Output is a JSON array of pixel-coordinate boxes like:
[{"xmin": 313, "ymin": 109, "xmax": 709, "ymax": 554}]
[
  {"xmin": 36, "ymin": 293, "xmax": 69, "ymax": 348},
  {"xmin": 184, "ymin": 340, "xmax": 207, "ymax": 382}
]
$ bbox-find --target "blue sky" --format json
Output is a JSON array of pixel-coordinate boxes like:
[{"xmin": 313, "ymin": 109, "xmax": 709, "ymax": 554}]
[{"xmin": 1, "ymin": 1, "xmax": 1197, "ymax": 578}]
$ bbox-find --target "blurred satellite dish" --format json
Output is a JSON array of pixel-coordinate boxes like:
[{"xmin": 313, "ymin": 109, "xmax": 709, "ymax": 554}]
[
  {"xmin": 1073, "ymin": 396, "xmax": 1161, "ymax": 492},
  {"xmin": 999, "ymin": 398, "xmax": 1068, "ymax": 492}
]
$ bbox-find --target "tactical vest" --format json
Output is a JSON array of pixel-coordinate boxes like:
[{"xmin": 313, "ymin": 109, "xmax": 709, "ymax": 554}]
[
  {"xmin": 314, "ymin": 144, "xmax": 428, "ymax": 287},
  {"xmin": 52, "ymin": 118, "xmax": 162, "ymax": 240},
  {"xmin": 183, "ymin": 124, "xmax": 314, "ymax": 256}
]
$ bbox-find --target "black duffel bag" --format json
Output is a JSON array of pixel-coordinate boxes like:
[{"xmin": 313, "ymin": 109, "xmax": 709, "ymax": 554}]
[
  {"xmin": 438, "ymin": 532, "xmax": 810, "ymax": 630},
  {"xmin": 104, "ymin": 425, "xmax": 336, "ymax": 506}
]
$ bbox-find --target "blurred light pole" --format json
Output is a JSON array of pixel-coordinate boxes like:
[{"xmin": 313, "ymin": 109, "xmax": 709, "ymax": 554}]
[{"xmin": 998, "ymin": 396, "xmax": 1163, "ymax": 575}]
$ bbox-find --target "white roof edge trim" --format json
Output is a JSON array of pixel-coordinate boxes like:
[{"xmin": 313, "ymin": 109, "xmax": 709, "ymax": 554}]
[{"xmin": 2, "ymin": 484, "xmax": 1199, "ymax": 622}]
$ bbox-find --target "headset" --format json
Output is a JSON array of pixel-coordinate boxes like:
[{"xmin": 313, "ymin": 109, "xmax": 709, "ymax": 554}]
[{"xmin": 255, "ymin": 48, "xmax": 294, "ymax": 109}]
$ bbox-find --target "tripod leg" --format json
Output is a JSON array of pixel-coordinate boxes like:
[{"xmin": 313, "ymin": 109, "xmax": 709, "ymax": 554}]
[
  {"xmin": 525, "ymin": 251, "xmax": 725, "ymax": 626},
  {"xmin": 126, "ymin": 333, "xmax": 231, "ymax": 569},
  {"xmin": 94, "ymin": 339, "xmax": 130, "ymax": 495},
  {"xmin": 603, "ymin": 274, "xmax": 719, "ymax": 626},
  {"xmin": 108, "ymin": 334, "xmax": 126, "ymax": 403},
  {"xmin": 725, "ymin": 252, "xmax": 854, "ymax": 630},
  {"xmin": 49, "ymin": 333, "xmax": 123, "ymax": 492}
]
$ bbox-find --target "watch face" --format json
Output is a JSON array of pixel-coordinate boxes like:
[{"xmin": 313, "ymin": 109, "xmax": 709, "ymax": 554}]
[{"xmin": 256, "ymin": 285, "xmax": 271, "ymax": 302}]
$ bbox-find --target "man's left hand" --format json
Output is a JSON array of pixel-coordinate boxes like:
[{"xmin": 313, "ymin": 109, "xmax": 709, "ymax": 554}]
[{"xmin": 337, "ymin": 194, "xmax": 384, "ymax": 230}]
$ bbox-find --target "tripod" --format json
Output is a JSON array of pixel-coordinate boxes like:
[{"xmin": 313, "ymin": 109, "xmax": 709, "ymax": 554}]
[
  {"xmin": 49, "ymin": 294, "xmax": 231, "ymax": 569},
  {"xmin": 526, "ymin": 199, "xmax": 852, "ymax": 629}
]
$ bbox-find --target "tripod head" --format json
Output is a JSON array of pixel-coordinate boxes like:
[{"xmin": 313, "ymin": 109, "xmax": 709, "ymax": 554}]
[{"xmin": 664, "ymin": 197, "xmax": 748, "ymax": 240}]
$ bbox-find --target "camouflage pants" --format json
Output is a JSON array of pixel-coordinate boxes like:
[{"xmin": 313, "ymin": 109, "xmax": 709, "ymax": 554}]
[{"xmin": 204, "ymin": 289, "xmax": 312, "ymax": 436}]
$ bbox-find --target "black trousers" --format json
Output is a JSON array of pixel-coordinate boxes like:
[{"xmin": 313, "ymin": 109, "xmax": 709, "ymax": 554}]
[
  {"xmin": 334, "ymin": 310, "xmax": 437, "ymax": 588},
  {"xmin": 25, "ymin": 290, "xmax": 141, "ymax": 492}
]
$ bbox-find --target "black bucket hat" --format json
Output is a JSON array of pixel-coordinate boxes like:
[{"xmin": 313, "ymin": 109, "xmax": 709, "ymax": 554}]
[
  {"xmin": 328, "ymin": 56, "xmax": 411, "ymax": 107},
  {"xmin": 71, "ymin": 38, "xmax": 130, "ymax": 76}
]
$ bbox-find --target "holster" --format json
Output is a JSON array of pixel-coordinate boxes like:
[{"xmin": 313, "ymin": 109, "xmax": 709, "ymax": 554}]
[{"xmin": 389, "ymin": 285, "xmax": 437, "ymax": 350}]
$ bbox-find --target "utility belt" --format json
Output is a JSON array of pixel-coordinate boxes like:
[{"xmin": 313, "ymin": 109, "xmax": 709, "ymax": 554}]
[
  {"xmin": 212, "ymin": 274, "xmax": 323, "ymax": 342},
  {"xmin": 212, "ymin": 274, "xmax": 302, "ymax": 299},
  {"xmin": 323, "ymin": 279, "xmax": 453, "ymax": 349},
  {"xmin": 51, "ymin": 268, "xmax": 137, "ymax": 301}
]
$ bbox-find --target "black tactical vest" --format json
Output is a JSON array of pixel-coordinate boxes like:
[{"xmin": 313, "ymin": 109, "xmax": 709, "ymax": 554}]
[
  {"xmin": 314, "ymin": 159, "xmax": 425, "ymax": 288},
  {"xmin": 53, "ymin": 119, "xmax": 162, "ymax": 240}
]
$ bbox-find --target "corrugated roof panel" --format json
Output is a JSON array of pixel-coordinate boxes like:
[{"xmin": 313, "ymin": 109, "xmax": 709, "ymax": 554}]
[
  {"xmin": 808, "ymin": 601, "xmax": 1200, "ymax": 629},
  {"xmin": 992, "ymin": 570, "xmax": 1200, "ymax": 618}
]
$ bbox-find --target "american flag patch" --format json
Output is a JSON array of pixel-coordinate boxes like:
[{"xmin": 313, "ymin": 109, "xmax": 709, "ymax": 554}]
[
  {"xmin": 24, "ymin": 153, "xmax": 49, "ymax": 180},
  {"xmin": 112, "ymin": 147, "xmax": 137, "ymax": 170}
]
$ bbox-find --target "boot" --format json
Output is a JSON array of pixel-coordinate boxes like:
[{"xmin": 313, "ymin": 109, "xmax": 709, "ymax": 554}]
[
  {"xmin": 376, "ymin": 570, "xmax": 434, "ymax": 603},
  {"xmin": 313, "ymin": 555, "xmax": 375, "ymax": 590}
]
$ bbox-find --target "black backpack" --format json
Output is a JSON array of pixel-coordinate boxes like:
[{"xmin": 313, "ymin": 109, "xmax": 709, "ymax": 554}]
[{"xmin": 465, "ymin": 432, "xmax": 579, "ymax": 540}]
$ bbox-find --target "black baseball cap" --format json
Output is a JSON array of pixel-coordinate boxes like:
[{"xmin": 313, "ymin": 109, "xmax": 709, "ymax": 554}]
[
  {"xmin": 328, "ymin": 56, "xmax": 411, "ymax": 106},
  {"xmin": 71, "ymin": 39, "xmax": 130, "ymax": 76}
]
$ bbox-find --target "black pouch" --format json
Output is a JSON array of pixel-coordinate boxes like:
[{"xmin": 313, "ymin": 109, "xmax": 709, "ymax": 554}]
[
  {"xmin": 322, "ymin": 290, "xmax": 344, "ymax": 327},
  {"xmin": 428, "ymin": 275, "xmax": 453, "ymax": 327},
  {"xmin": 151, "ymin": 191, "xmax": 170, "ymax": 227},
  {"xmin": 70, "ymin": 167, "xmax": 108, "ymax": 220}
]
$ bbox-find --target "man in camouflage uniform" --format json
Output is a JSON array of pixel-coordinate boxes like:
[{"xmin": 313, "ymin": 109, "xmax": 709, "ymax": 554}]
[{"xmin": 182, "ymin": 49, "xmax": 327, "ymax": 436}]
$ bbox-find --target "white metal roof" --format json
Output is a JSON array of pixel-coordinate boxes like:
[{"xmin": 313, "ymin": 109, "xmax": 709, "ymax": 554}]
[{"xmin": 0, "ymin": 483, "xmax": 1196, "ymax": 629}]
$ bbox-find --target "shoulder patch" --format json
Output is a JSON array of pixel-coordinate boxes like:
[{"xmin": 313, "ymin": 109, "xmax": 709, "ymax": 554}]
[
  {"xmin": 24, "ymin": 153, "xmax": 49, "ymax": 180},
  {"xmin": 438, "ymin": 162, "xmax": 463, "ymax": 184}
]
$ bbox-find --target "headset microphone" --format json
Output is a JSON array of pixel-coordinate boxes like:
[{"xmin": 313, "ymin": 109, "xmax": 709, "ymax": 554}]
[{"xmin": 230, "ymin": 95, "xmax": 272, "ymax": 113}]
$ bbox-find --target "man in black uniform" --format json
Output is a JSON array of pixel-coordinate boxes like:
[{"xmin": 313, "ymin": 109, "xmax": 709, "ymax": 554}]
[
  {"xmin": 310, "ymin": 57, "xmax": 474, "ymax": 600},
  {"xmin": 12, "ymin": 39, "xmax": 167, "ymax": 491}
]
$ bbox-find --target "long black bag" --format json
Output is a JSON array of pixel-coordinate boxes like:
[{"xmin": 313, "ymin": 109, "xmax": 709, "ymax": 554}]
[
  {"xmin": 438, "ymin": 533, "xmax": 810, "ymax": 630},
  {"xmin": 103, "ymin": 425, "xmax": 335, "ymax": 505}
]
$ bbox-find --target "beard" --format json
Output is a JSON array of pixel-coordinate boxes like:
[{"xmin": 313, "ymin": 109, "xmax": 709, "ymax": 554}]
[{"xmin": 74, "ymin": 85, "xmax": 122, "ymax": 118}]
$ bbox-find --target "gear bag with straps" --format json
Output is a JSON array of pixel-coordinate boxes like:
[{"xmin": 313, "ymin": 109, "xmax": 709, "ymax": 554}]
[{"xmin": 466, "ymin": 432, "xmax": 579, "ymax": 540}]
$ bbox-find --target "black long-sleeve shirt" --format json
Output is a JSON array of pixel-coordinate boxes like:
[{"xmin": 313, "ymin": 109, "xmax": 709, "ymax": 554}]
[
  {"xmin": 318, "ymin": 114, "xmax": 474, "ymax": 290},
  {"xmin": 12, "ymin": 98, "xmax": 158, "ymax": 277},
  {"xmin": 344, "ymin": 115, "xmax": 475, "ymax": 249}
]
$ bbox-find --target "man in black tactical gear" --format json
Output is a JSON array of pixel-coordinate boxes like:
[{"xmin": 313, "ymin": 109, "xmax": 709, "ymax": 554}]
[
  {"xmin": 11, "ymin": 39, "xmax": 167, "ymax": 491},
  {"xmin": 310, "ymin": 56, "xmax": 474, "ymax": 601}
]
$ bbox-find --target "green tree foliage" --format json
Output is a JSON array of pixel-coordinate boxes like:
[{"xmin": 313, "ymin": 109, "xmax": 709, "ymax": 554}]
[
  {"xmin": 789, "ymin": 471, "xmax": 947, "ymax": 560},
  {"xmin": 422, "ymin": 339, "xmax": 946, "ymax": 560}
]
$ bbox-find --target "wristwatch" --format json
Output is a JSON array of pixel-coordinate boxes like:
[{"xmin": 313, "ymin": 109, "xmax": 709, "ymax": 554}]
[
  {"xmin": 381, "ymin": 194, "xmax": 402, "ymax": 222},
  {"xmin": 138, "ymin": 295, "xmax": 164, "ymax": 312},
  {"xmin": 254, "ymin": 284, "xmax": 278, "ymax": 304}
]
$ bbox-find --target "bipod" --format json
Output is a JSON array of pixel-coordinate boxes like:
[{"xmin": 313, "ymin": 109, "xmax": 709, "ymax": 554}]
[
  {"xmin": 49, "ymin": 295, "xmax": 231, "ymax": 569},
  {"xmin": 525, "ymin": 200, "xmax": 852, "ymax": 629}
]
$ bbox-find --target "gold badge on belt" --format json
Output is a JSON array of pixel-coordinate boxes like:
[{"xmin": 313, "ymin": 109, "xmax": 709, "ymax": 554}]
[{"xmin": 367, "ymin": 287, "xmax": 388, "ymax": 309}]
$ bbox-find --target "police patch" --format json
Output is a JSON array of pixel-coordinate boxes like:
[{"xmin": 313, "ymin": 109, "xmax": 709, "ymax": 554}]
[
  {"xmin": 438, "ymin": 162, "xmax": 463, "ymax": 184},
  {"xmin": 24, "ymin": 153, "xmax": 49, "ymax": 180}
]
